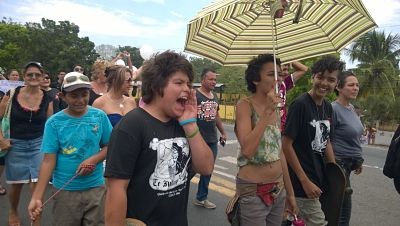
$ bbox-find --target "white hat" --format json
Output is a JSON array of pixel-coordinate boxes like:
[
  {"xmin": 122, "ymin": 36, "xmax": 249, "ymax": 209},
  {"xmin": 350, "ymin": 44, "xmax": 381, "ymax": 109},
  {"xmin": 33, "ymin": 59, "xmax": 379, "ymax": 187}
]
[
  {"xmin": 62, "ymin": 72, "xmax": 91, "ymax": 92},
  {"xmin": 115, "ymin": 59, "xmax": 126, "ymax": 66}
]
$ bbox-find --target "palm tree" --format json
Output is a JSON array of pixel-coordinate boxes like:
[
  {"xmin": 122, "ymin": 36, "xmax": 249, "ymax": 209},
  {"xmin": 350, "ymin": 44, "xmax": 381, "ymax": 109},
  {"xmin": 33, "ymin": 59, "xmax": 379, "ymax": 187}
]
[{"xmin": 345, "ymin": 30, "xmax": 400, "ymax": 100}]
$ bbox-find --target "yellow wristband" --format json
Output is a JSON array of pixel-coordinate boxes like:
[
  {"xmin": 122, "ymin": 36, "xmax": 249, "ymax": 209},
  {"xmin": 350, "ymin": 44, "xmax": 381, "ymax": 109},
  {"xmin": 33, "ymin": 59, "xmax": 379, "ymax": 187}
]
[{"xmin": 186, "ymin": 127, "xmax": 199, "ymax": 139}]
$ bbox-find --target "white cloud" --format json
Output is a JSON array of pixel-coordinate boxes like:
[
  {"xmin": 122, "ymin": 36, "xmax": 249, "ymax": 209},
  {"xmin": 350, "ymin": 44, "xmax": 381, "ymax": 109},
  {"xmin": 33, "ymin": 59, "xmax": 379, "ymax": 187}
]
[
  {"xmin": 341, "ymin": 0, "xmax": 400, "ymax": 68},
  {"xmin": 14, "ymin": 0, "xmax": 184, "ymax": 40},
  {"xmin": 131, "ymin": 0, "xmax": 165, "ymax": 4},
  {"xmin": 170, "ymin": 11, "xmax": 183, "ymax": 18},
  {"xmin": 363, "ymin": 0, "xmax": 400, "ymax": 27}
]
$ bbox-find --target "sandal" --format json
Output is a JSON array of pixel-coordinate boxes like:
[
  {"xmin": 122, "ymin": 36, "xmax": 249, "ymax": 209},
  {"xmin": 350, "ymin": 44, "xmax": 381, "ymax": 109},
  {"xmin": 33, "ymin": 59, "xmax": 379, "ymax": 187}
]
[{"xmin": 0, "ymin": 183, "xmax": 7, "ymax": 195}]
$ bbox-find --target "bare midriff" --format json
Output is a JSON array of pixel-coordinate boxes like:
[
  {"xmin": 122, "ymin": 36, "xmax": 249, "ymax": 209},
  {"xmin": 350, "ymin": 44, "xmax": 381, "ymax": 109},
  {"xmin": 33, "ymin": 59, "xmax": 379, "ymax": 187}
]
[{"xmin": 237, "ymin": 160, "xmax": 282, "ymax": 183}]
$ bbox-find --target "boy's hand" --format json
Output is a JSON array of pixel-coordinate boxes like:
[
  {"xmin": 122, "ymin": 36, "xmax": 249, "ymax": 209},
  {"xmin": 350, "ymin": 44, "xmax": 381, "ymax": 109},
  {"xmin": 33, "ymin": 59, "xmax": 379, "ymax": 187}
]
[
  {"xmin": 28, "ymin": 199, "xmax": 43, "ymax": 221},
  {"xmin": 76, "ymin": 160, "xmax": 96, "ymax": 176},
  {"xmin": 301, "ymin": 179, "xmax": 322, "ymax": 199},
  {"xmin": 179, "ymin": 89, "xmax": 197, "ymax": 122}
]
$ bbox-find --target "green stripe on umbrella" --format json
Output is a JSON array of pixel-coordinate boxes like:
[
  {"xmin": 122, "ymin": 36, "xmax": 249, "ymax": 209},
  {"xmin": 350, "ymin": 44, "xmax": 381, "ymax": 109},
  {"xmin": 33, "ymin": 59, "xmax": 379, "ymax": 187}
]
[{"xmin": 185, "ymin": 0, "xmax": 377, "ymax": 65}]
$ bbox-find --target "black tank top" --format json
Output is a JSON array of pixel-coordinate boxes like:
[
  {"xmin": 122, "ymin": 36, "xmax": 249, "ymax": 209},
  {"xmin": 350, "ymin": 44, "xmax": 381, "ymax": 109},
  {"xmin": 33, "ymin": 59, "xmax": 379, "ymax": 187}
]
[{"xmin": 9, "ymin": 86, "xmax": 51, "ymax": 139}]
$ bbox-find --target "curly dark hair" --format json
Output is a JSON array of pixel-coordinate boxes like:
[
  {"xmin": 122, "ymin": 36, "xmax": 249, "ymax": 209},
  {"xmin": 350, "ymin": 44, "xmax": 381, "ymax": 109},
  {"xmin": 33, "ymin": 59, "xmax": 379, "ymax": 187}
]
[
  {"xmin": 141, "ymin": 50, "xmax": 194, "ymax": 104},
  {"xmin": 311, "ymin": 55, "xmax": 344, "ymax": 76},
  {"xmin": 245, "ymin": 54, "xmax": 280, "ymax": 93}
]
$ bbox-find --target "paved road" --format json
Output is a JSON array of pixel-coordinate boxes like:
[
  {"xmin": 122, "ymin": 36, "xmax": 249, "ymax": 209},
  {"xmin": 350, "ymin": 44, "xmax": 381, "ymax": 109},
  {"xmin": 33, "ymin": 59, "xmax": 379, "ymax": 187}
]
[{"xmin": 1, "ymin": 124, "xmax": 399, "ymax": 225}]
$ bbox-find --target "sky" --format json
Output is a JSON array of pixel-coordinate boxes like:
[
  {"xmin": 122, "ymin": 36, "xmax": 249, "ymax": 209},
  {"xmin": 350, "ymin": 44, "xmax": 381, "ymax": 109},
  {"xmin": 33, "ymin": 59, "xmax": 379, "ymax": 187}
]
[{"xmin": 1, "ymin": 0, "xmax": 400, "ymax": 68}]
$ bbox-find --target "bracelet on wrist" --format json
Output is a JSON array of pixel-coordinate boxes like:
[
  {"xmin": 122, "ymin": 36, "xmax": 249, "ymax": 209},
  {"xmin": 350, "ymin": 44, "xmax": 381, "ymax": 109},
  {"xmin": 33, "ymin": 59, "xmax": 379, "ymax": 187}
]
[
  {"xmin": 186, "ymin": 127, "xmax": 200, "ymax": 139},
  {"xmin": 179, "ymin": 117, "xmax": 197, "ymax": 126}
]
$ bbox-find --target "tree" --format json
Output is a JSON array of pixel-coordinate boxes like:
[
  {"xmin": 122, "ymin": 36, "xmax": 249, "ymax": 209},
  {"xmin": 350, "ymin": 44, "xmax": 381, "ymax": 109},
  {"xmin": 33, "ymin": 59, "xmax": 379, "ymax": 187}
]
[
  {"xmin": 96, "ymin": 44, "xmax": 118, "ymax": 60},
  {"xmin": 117, "ymin": 46, "xmax": 143, "ymax": 68},
  {"xmin": 217, "ymin": 66, "xmax": 247, "ymax": 95},
  {"xmin": 0, "ymin": 18, "xmax": 30, "ymax": 72},
  {"xmin": 345, "ymin": 30, "xmax": 400, "ymax": 100},
  {"xmin": 189, "ymin": 56, "xmax": 221, "ymax": 82},
  {"xmin": 0, "ymin": 18, "xmax": 99, "ymax": 79}
]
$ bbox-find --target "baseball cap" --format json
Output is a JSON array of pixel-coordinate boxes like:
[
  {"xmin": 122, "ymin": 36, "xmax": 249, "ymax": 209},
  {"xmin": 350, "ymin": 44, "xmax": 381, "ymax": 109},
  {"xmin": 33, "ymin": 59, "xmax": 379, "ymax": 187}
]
[
  {"xmin": 61, "ymin": 72, "xmax": 91, "ymax": 92},
  {"xmin": 24, "ymin": 61, "xmax": 43, "ymax": 72}
]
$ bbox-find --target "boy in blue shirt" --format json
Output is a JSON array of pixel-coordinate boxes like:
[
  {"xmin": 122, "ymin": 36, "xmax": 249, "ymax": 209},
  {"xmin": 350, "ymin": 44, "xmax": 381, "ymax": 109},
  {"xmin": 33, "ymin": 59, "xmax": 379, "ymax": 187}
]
[{"xmin": 28, "ymin": 72, "xmax": 113, "ymax": 226}]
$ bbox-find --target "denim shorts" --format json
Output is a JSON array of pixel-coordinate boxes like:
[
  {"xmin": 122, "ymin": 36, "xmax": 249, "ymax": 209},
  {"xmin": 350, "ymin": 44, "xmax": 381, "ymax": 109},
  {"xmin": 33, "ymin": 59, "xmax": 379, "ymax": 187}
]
[{"xmin": 5, "ymin": 137, "xmax": 43, "ymax": 184}]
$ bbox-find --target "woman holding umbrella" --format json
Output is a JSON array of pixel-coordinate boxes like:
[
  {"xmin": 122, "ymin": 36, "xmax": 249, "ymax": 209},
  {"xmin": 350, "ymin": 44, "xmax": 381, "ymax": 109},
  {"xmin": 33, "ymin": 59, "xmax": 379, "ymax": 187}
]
[{"xmin": 234, "ymin": 54, "xmax": 297, "ymax": 226}]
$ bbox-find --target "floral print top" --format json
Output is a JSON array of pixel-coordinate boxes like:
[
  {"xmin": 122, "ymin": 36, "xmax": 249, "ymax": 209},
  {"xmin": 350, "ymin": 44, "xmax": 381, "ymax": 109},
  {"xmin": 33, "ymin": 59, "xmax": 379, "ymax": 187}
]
[{"xmin": 237, "ymin": 98, "xmax": 281, "ymax": 167}]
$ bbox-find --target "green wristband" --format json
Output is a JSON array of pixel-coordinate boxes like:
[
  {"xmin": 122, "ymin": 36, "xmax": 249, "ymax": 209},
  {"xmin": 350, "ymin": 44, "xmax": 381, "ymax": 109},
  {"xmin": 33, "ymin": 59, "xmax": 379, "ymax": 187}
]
[{"xmin": 186, "ymin": 127, "xmax": 200, "ymax": 139}]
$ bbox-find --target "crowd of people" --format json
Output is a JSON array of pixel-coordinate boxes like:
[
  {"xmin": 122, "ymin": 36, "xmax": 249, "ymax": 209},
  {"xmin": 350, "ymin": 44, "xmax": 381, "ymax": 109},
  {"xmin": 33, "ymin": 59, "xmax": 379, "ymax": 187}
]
[{"xmin": 0, "ymin": 50, "xmax": 370, "ymax": 226}]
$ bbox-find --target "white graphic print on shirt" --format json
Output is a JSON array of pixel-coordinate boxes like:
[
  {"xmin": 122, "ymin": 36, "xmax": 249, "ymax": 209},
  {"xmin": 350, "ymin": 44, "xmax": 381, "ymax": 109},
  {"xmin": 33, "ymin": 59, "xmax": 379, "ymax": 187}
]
[
  {"xmin": 310, "ymin": 119, "xmax": 330, "ymax": 153},
  {"xmin": 149, "ymin": 137, "xmax": 190, "ymax": 194},
  {"xmin": 197, "ymin": 100, "xmax": 218, "ymax": 121}
]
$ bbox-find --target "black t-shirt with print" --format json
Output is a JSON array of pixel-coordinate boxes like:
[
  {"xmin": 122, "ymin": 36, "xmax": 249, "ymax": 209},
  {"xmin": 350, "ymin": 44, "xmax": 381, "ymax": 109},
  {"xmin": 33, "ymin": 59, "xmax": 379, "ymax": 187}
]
[
  {"xmin": 283, "ymin": 93, "xmax": 333, "ymax": 198},
  {"xmin": 196, "ymin": 90, "xmax": 219, "ymax": 143},
  {"xmin": 104, "ymin": 107, "xmax": 192, "ymax": 226}
]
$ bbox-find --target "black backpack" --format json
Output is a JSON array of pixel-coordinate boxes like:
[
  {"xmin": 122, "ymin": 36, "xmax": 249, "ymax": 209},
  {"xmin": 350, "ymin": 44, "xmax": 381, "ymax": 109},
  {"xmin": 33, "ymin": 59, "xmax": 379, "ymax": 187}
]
[{"xmin": 383, "ymin": 125, "xmax": 400, "ymax": 179}]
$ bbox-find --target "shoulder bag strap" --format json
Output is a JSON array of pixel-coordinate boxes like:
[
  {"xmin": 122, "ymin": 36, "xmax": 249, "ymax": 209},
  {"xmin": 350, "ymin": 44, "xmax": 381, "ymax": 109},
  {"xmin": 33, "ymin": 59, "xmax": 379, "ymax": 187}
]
[{"xmin": 5, "ymin": 88, "xmax": 15, "ymax": 119}]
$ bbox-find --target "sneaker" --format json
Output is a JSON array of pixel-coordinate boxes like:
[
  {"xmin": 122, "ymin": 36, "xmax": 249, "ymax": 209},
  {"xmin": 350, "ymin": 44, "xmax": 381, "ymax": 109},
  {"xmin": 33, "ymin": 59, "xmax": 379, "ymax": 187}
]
[{"xmin": 194, "ymin": 199, "xmax": 216, "ymax": 209}]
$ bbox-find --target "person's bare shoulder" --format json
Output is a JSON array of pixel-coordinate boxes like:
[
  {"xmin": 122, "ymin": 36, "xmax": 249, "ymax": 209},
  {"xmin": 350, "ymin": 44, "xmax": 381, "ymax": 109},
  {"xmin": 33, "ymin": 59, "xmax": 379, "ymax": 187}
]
[
  {"xmin": 124, "ymin": 96, "xmax": 137, "ymax": 107},
  {"xmin": 92, "ymin": 95, "xmax": 106, "ymax": 109}
]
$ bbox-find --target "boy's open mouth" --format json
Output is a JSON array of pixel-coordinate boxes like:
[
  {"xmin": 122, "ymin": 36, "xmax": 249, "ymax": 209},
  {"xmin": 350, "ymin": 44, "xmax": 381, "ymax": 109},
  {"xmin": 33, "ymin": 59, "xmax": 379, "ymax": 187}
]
[{"xmin": 177, "ymin": 96, "xmax": 188, "ymax": 106}]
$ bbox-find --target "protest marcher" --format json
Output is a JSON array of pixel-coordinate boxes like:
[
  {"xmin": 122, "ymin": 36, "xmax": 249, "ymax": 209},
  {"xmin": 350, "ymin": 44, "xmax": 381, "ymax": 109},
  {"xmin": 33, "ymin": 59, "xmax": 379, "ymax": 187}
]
[
  {"xmin": 28, "ymin": 71, "xmax": 113, "ymax": 226},
  {"xmin": 92, "ymin": 65, "xmax": 137, "ymax": 127},
  {"xmin": 331, "ymin": 71, "xmax": 364, "ymax": 226},
  {"xmin": 234, "ymin": 54, "xmax": 297, "ymax": 226},
  {"xmin": 0, "ymin": 84, "xmax": 6, "ymax": 196},
  {"xmin": 104, "ymin": 50, "xmax": 214, "ymax": 226},
  {"xmin": 51, "ymin": 71, "xmax": 66, "ymax": 90},
  {"xmin": 40, "ymin": 70, "xmax": 61, "ymax": 113},
  {"xmin": 367, "ymin": 126, "xmax": 376, "ymax": 145},
  {"xmin": 282, "ymin": 56, "xmax": 344, "ymax": 226},
  {"xmin": 6, "ymin": 69, "xmax": 20, "ymax": 81},
  {"xmin": 383, "ymin": 125, "xmax": 400, "ymax": 194},
  {"xmin": 73, "ymin": 64, "xmax": 85, "ymax": 74},
  {"xmin": 279, "ymin": 62, "xmax": 308, "ymax": 131},
  {"xmin": 194, "ymin": 68, "xmax": 227, "ymax": 209},
  {"xmin": 89, "ymin": 60, "xmax": 109, "ymax": 105},
  {"xmin": 0, "ymin": 61, "xmax": 53, "ymax": 226}
]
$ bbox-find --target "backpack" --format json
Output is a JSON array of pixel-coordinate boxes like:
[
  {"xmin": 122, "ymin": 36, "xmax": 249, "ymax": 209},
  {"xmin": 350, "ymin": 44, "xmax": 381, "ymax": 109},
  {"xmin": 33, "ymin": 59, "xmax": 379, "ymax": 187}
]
[{"xmin": 383, "ymin": 125, "xmax": 400, "ymax": 179}]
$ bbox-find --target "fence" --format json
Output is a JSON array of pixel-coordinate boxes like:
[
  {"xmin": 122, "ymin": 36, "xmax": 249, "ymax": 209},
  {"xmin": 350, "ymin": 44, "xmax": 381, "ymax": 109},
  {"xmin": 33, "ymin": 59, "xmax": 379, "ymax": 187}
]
[{"xmin": 219, "ymin": 104, "xmax": 236, "ymax": 121}]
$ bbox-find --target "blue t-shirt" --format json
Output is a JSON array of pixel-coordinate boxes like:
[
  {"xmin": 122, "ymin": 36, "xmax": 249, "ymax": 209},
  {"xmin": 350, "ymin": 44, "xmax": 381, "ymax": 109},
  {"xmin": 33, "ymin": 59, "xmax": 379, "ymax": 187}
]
[{"xmin": 41, "ymin": 106, "xmax": 113, "ymax": 191}]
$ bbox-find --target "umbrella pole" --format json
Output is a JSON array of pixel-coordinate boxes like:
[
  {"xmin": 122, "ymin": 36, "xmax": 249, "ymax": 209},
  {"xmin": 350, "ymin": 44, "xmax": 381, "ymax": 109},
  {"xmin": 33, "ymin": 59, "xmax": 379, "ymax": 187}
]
[{"xmin": 271, "ymin": 17, "xmax": 279, "ymax": 95}]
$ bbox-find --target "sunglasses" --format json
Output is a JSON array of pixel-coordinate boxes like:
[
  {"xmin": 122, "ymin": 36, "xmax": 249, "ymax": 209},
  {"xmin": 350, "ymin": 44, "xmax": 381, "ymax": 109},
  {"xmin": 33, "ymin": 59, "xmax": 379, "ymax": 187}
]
[
  {"xmin": 65, "ymin": 75, "xmax": 90, "ymax": 83},
  {"xmin": 74, "ymin": 67, "xmax": 84, "ymax": 72},
  {"xmin": 26, "ymin": 72, "xmax": 43, "ymax": 78},
  {"xmin": 43, "ymin": 76, "xmax": 50, "ymax": 80}
]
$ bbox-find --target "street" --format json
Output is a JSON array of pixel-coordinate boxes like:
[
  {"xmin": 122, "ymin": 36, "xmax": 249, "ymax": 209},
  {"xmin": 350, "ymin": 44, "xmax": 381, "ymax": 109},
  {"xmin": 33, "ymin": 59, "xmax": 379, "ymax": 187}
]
[{"xmin": 1, "ymin": 124, "xmax": 399, "ymax": 225}]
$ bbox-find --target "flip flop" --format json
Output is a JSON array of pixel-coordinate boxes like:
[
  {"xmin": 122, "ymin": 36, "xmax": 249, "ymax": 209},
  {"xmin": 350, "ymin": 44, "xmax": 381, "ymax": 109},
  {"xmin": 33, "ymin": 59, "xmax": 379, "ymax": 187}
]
[{"xmin": 0, "ymin": 183, "xmax": 6, "ymax": 195}]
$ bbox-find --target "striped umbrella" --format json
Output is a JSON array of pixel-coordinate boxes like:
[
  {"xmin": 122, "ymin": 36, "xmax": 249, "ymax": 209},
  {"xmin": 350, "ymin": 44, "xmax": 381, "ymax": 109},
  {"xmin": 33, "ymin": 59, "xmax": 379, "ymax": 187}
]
[{"xmin": 184, "ymin": 0, "xmax": 377, "ymax": 66}]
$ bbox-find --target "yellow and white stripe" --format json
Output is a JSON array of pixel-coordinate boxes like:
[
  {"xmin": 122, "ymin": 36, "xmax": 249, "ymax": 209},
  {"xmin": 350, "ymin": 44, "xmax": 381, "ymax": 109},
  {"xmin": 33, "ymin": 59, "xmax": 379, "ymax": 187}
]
[{"xmin": 185, "ymin": 0, "xmax": 377, "ymax": 65}]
